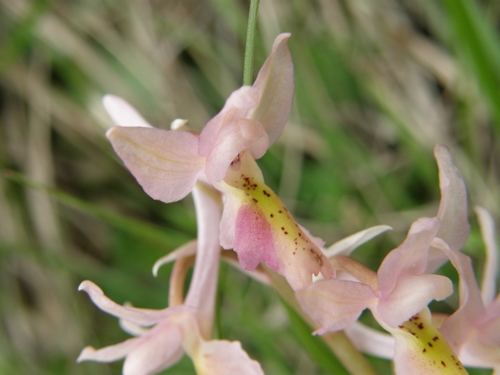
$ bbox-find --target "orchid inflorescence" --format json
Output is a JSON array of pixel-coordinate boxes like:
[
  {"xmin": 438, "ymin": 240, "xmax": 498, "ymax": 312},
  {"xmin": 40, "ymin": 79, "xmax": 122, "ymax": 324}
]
[{"xmin": 77, "ymin": 34, "xmax": 500, "ymax": 375}]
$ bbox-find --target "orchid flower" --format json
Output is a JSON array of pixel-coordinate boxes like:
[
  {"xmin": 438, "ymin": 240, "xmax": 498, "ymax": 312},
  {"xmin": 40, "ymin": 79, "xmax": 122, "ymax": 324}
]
[
  {"xmin": 77, "ymin": 184, "xmax": 263, "ymax": 375},
  {"xmin": 296, "ymin": 145, "xmax": 470, "ymax": 374},
  {"xmin": 103, "ymin": 33, "xmax": 332, "ymax": 291}
]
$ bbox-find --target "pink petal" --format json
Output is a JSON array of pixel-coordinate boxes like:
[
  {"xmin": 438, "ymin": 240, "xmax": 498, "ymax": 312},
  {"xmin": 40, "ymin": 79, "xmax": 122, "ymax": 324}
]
[
  {"xmin": 427, "ymin": 144, "xmax": 470, "ymax": 272},
  {"xmin": 103, "ymin": 95, "xmax": 153, "ymax": 128},
  {"xmin": 438, "ymin": 248, "xmax": 484, "ymax": 351},
  {"xmin": 78, "ymin": 280, "xmax": 175, "ymax": 326},
  {"xmin": 184, "ymin": 184, "xmax": 223, "ymax": 339},
  {"xmin": 77, "ymin": 339, "xmax": 138, "ymax": 363},
  {"xmin": 199, "ymin": 87, "xmax": 259, "ymax": 157},
  {"xmin": 376, "ymin": 274, "xmax": 452, "ymax": 328},
  {"xmin": 296, "ymin": 279, "xmax": 377, "ymax": 334},
  {"xmin": 204, "ymin": 119, "xmax": 269, "ymax": 182},
  {"xmin": 377, "ymin": 217, "xmax": 440, "ymax": 296},
  {"xmin": 250, "ymin": 33, "xmax": 294, "ymax": 146},
  {"xmin": 107, "ymin": 126, "xmax": 205, "ymax": 203},
  {"xmin": 123, "ymin": 321, "xmax": 184, "ymax": 375},
  {"xmin": 194, "ymin": 340, "xmax": 264, "ymax": 375}
]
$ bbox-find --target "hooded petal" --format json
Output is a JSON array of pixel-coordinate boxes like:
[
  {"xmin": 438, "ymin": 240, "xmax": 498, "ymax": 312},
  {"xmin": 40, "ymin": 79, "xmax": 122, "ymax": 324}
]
[
  {"xmin": 204, "ymin": 119, "xmax": 269, "ymax": 182},
  {"xmin": 296, "ymin": 279, "xmax": 377, "ymax": 334},
  {"xmin": 250, "ymin": 33, "xmax": 294, "ymax": 146},
  {"xmin": 107, "ymin": 126, "xmax": 205, "ymax": 203},
  {"xmin": 123, "ymin": 321, "xmax": 184, "ymax": 375},
  {"xmin": 376, "ymin": 274, "xmax": 452, "ymax": 328},
  {"xmin": 377, "ymin": 217, "xmax": 440, "ymax": 296},
  {"xmin": 193, "ymin": 340, "xmax": 264, "ymax": 375},
  {"xmin": 198, "ymin": 33, "xmax": 293, "ymax": 158},
  {"xmin": 103, "ymin": 95, "xmax": 153, "ymax": 128}
]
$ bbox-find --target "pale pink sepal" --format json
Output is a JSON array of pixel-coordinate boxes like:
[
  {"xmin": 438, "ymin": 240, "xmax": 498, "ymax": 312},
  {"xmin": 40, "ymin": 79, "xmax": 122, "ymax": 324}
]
[
  {"xmin": 296, "ymin": 279, "xmax": 377, "ymax": 334},
  {"xmin": 77, "ymin": 340, "xmax": 138, "ymax": 363},
  {"xmin": 194, "ymin": 340, "xmax": 264, "ymax": 375},
  {"xmin": 152, "ymin": 240, "xmax": 198, "ymax": 277},
  {"xmin": 106, "ymin": 126, "xmax": 205, "ymax": 203},
  {"xmin": 78, "ymin": 280, "xmax": 181, "ymax": 326},
  {"xmin": 250, "ymin": 33, "xmax": 294, "ymax": 146},
  {"xmin": 427, "ymin": 144, "xmax": 470, "ymax": 272},
  {"xmin": 103, "ymin": 95, "xmax": 153, "ymax": 128},
  {"xmin": 324, "ymin": 225, "xmax": 392, "ymax": 258}
]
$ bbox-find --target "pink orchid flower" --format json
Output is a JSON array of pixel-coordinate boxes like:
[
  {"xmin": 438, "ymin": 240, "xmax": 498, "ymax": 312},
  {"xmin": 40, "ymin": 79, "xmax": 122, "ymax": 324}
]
[
  {"xmin": 77, "ymin": 185, "xmax": 263, "ymax": 375},
  {"xmin": 296, "ymin": 145, "xmax": 471, "ymax": 374},
  {"xmin": 435, "ymin": 206, "xmax": 500, "ymax": 372},
  {"xmin": 104, "ymin": 33, "xmax": 333, "ymax": 290}
]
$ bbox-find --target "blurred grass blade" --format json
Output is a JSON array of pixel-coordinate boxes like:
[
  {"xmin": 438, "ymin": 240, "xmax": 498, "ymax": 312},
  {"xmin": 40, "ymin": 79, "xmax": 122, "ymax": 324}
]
[
  {"xmin": 4, "ymin": 170, "xmax": 189, "ymax": 248},
  {"xmin": 443, "ymin": 0, "xmax": 500, "ymax": 131},
  {"xmin": 0, "ymin": 0, "xmax": 51, "ymax": 74}
]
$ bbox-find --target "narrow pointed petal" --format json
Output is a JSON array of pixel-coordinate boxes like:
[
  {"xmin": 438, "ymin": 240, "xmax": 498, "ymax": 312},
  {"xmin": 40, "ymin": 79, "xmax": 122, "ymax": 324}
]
[
  {"xmin": 103, "ymin": 95, "xmax": 153, "ymax": 128},
  {"xmin": 390, "ymin": 309, "xmax": 467, "ymax": 375},
  {"xmin": 438, "ymin": 246, "xmax": 485, "ymax": 351},
  {"xmin": 153, "ymin": 240, "xmax": 198, "ymax": 277},
  {"xmin": 250, "ymin": 33, "xmax": 294, "ymax": 146},
  {"xmin": 77, "ymin": 339, "xmax": 138, "ymax": 363},
  {"xmin": 184, "ymin": 184, "xmax": 223, "ymax": 339},
  {"xmin": 434, "ymin": 144, "xmax": 469, "ymax": 251},
  {"xmin": 194, "ymin": 340, "xmax": 264, "ymax": 375},
  {"xmin": 324, "ymin": 225, "xmax": 392, "ymax": 258},
  {"xmin": 296, "ymin": 279, "xmax": 377, "ymax": 334},
  {"xmin": 78, "ymin": 281, "xmax": 174, "ymax": 326},
  {"xmin": 123, "ymin": 321, "xmax": 184, "ymax": 375},
  {"xmin": 107, "ymin": 126, "xmax": 205, "ymax": 203},
  {"xmin": 427, "ymin": 145, "xmax": 470, "ymax": 272},
  {"xmin": 376, "ymin": 274, "xmax": 453, "ymax": 328},
  {"xmin": 475, "ymin": 206, "xmax": 498, "ymax": 306}
]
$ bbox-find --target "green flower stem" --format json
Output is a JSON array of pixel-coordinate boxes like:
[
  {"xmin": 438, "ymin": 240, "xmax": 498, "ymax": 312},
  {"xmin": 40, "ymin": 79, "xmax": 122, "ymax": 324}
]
[
  {"xmin": 266, "ymin": 267, "xmax": 379, "ymax": 375},
  {"xmin": 243, "ymin": 0, "xmax": 260, "ymax": 85}
]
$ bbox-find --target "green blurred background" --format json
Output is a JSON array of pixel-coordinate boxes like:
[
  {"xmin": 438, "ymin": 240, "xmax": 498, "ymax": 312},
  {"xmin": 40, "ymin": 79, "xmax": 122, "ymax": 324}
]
[{"xmin": 0, "ymin": 0, "xmax": 498, "ymax": 374}]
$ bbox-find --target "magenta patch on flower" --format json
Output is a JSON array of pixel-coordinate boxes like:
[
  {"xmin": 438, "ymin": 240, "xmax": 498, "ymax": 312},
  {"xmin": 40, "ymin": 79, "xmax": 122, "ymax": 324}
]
[{"xmin": 234, "ymin": 204, "xmax": 279, "ymax": 272}]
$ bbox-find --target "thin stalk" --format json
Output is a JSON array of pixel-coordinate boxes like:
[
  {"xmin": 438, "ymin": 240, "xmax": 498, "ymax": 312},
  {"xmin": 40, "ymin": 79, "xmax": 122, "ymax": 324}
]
[{"xmin": 243, "ymin": 0, "xmax": 260, "ymax": 85}]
